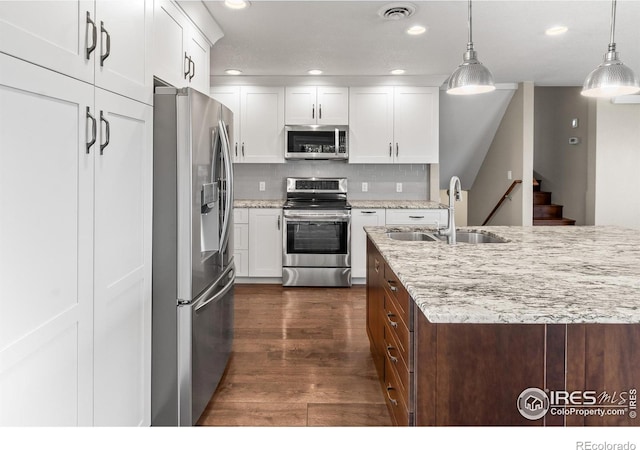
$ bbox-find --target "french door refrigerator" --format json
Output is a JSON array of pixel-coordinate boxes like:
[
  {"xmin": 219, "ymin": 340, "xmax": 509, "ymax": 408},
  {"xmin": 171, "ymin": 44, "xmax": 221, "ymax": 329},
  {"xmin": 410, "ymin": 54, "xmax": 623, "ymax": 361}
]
[{"xmin": 152, "ymin": 87, "xmax": 234, "ymax": 426}]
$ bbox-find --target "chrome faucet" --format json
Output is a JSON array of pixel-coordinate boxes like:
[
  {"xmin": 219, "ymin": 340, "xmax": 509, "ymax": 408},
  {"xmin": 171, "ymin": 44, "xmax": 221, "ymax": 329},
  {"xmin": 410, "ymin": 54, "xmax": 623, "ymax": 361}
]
[{"xmin": 439, "ymin": 176, "xmax": 462, "ymax": 244}]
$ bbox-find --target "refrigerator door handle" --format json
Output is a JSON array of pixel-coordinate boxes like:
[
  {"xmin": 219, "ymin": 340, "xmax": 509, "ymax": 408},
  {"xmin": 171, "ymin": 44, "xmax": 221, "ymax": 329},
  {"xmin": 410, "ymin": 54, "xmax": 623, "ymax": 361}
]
[
  {"xmin": 194, "ymin": 267, "xmax": 235, "ymax": 313},
  {"xmin": 218, "ymin": 120, "xmax": 234, "ymax": 255}
]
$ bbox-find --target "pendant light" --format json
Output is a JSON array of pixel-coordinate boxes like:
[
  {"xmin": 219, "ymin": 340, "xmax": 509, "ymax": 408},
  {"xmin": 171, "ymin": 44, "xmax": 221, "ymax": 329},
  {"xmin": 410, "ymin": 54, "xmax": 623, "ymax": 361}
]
[
  {"xmin": 581, "ymin": 0, "xmax": 640, "ymax": 98},
  {"xmin": 446, "ymin": 0, "xmax": 495, "ymax": 95}
]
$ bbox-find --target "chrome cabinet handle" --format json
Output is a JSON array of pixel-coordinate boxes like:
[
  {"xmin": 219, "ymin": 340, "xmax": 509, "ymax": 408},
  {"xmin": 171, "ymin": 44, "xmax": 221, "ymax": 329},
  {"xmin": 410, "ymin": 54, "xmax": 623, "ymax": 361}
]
[
  {"xmin": 312, "ymin": 104, "xmax": 315, "ymax": 119},
  {"xmin": 396, "ymin": 143, "xmax": 399, "ymax": 157},
  {"xmin": 86, "ymin": 107, "xmax": 96, "ymax": 154},
  {"xmin": 389, "ymin": 143, "xmax": 392, "ymax": 157},
  {"xmin": 388, "ymin": 282, "xmax": 397, "ymax": 292},
  {"xmin": 277, "ymin": 215, "xmax": 281, "ymax": 230},
  {"xmin": 386, "ymin": 384, "xmax": 398, "ymax": 406},
  {"xmin": 241, "ymin": 142, "xmax": 245, "ymax": 157},
  {"xmin": 374, "ymin": 258, "xmax": 380, "ymax": 273},
  {"xmin": 386, "ymin": 345, "xmax": 398, "ymax": 363},
  {"xmin": 386, "ymin": 312, "xmax": 398, "ymax": 328},
  {"xmin": 319, "ymin": 104, "xmax": 322, "ymax": 119},
  {"xmin": 189, "ymin": 58, "xmax": 195, "ymax": 81},
  {"xmin": 409, "ymin": 215, "xmax": 425, "ymax": 219},
  {"xmin": 86, "ymin": 12, "xmax": 97, "ymax": 59},
  {"xmin": 360, "ymin": 211, "xmax": 376, "ymax": 214},
  {"xmin": 100, "ymin": 21, "xmax": 111, "ymax": 66},
  {"xmin": 235, "ymin": 142, "xmax": 238, "ymax": 157},
  {"xmin": 184, "ymin": 52, "xmax": 191, "ymax": 79},
  {"xmin": 99, "ymin": 111, "xmax": 110, "ymax": 155}
]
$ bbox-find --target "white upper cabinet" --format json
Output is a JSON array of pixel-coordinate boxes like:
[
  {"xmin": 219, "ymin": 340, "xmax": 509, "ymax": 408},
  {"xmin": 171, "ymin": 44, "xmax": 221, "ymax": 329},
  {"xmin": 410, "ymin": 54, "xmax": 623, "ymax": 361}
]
[
  {"xmin": 153, "ymin": 0, "xmax": 211, "ymax": 94},
  {"xmin": 0, "ymin": 0, "xmax": 153, "ymax": 105},
  {"xmin": 94, "ymin": 1, "xmax": 153, "ymax": 105},
  {"xmin": 211, "ymin": 86, "xmax": 284, "ymax": 163},
  {"xmin": 285, "ymin": 86, "xmax": 349, "ymax": 125},
  {"xmin": 349, "ymin": 86, "xmax": 439, "ymax": 164}
]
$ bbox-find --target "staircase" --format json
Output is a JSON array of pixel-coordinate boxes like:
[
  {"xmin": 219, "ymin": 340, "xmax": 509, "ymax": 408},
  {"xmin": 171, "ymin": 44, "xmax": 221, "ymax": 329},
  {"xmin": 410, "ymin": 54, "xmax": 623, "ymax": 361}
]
[{"xmin": 533, "ymin": 180, "xmax": 575, "ymax": 226}]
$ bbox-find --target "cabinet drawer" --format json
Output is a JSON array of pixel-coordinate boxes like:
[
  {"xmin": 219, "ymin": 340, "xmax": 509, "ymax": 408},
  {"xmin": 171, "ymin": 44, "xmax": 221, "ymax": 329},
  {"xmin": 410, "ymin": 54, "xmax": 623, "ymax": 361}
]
[
  {"xmin": 384, "ymin": 317, "xmax": 410, "ymax": 397},
  {"xmin": 234, "ymin": 208, "xmax": 249, "ymax": 224},
  {"xmin": 383, "ymin": 292, "xmax": 410, "ymax": 367},
  {"xmin": 383, "ymin": 265, "xmax": 410, "ymax": 327},
  {"xmin": 384, "ymin": 354, "xmax": 410, "ymax": 426},
  {"xmin": 385, "ymin": 209, "xmax": 446, "ymax": 227}
]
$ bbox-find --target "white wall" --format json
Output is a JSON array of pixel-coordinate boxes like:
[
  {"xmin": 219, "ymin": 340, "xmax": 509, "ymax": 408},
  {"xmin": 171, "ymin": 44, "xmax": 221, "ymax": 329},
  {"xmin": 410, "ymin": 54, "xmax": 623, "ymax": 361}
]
[
  {"xmin": 468, "ymin": 82, "xmax": 534, "ymax": 226},
  {"xmin": 591, "ymin": 100, "xmax": 640, "ymax": 228}
]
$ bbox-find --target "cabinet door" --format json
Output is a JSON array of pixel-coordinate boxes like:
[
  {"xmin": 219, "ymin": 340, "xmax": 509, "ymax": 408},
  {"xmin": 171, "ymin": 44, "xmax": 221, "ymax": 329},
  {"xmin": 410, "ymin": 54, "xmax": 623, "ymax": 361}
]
[
  {"xmin": 284, "ymin": 86, "xmax": 316, "ymax": 125},
  {"xmin": 0, "ymin": 54, "xmax": 94, "ymax": 426},
  {"xmin": 351, "ymin": 209, "xmax": 385, "ymax": 278},
  {"xmin": 393, "ymin": 87, "xmax": 439, "ymax": 164},
  {"xmin": 349, "ymin": 87, "xmax": 394, "ymax": 164},
  {"xmin": 210, "ymin": 86, "xmax": 241, "ymax": 161},
  {"xmin": 248, "ymin": 209, "xmax": 283, "ymax": 277},
  {"xmin": 317, "ymin": 87, "xmax": 349, "ymax": 125},
  {"xmin": 240, "ymin": 86, "xmax": 284, "ymax": 164},
  {"xmin": 93, "ymin": 88, "xmax": 152, "ymax": 426},
  {"xmin": 153, "ymin": 0, "xmax": 188, "ymax": 89},
  {"xmin": 95, "ymin": 0, "xmax": 153, "ymax": 105},
  {"xmin": 0, "ymin": 0, "xmax": 95, "ymax": 84},
  {"xmin": 186, "ymin": 27, "xmax": 210, "ymax": 94}
]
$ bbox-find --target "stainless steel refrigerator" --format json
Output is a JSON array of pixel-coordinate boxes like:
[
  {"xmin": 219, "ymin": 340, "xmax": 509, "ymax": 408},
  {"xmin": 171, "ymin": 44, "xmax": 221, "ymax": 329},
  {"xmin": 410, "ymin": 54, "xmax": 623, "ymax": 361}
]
[{"xmin": 152, "ymin": 87, "xmax": 234, "ymax": 426}]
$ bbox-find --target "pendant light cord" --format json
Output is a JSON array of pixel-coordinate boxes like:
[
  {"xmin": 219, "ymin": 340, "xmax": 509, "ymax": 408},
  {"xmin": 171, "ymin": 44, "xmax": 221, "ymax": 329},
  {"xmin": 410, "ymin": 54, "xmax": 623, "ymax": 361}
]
[
  {"xmin": 608, "ymin": 0, "xmax": 617, "ymax": 51},
  {"xmin": 467, "ymin": 0, "xmax": 474, "ymax": 52}
]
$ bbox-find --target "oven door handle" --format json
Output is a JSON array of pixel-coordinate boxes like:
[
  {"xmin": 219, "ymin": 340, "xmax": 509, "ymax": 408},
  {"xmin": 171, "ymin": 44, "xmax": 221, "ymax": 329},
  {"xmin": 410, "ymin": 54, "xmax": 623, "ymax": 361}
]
[{"xmin": 284, "ymin": 213, "xmax": 351, "ymax": 221}]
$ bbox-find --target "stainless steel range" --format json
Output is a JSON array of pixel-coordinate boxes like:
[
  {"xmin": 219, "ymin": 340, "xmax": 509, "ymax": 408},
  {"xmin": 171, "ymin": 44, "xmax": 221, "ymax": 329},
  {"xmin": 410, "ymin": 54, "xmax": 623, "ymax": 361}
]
[{"xmin": 282, "ymin": 178, "xmax": 351, "ymax": 287}]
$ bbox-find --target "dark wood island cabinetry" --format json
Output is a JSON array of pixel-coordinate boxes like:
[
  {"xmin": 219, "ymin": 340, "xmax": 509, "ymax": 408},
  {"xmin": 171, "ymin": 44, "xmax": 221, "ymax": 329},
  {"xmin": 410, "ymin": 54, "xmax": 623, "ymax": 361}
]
[{"xmin": 366, "ymin": 234, "xmax": 640, "ymax": 427}]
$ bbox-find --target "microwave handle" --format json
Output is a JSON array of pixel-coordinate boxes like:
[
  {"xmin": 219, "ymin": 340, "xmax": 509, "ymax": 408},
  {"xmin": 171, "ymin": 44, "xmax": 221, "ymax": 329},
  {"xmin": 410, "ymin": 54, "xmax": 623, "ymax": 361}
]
[{"xmin": 335, "ymin": 128, "xmax": 339, "ymax": 155}]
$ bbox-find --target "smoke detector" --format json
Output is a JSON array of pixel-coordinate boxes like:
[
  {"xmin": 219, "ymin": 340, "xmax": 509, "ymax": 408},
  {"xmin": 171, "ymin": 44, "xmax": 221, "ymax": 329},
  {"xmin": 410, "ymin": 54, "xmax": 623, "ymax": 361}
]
[{"xmin": 378, "ymin": 3, "xmax": 417, "ymax": 21}]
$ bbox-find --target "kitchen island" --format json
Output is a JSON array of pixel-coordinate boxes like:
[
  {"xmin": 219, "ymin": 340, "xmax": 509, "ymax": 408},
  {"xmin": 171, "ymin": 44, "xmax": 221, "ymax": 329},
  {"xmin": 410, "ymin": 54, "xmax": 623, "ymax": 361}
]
[{"xmin": 365, "ymin": 226, "xmax": 640, "ymax": 426}]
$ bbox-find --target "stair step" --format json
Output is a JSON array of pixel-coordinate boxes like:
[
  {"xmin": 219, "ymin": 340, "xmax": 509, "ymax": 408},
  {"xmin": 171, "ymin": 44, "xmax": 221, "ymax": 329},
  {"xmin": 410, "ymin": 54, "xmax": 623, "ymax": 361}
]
[
  {"xmin": 533, "ymin": 179, "xmax": 541, "ymax": 192},
  {"xmin": 534, "ymin": 204, "xmax": 564, "ymax": 219},
  {"xmin": 533, "ymin": 191, "xmax": 552, "ymax": 205},
  {"xmin": 533, "ymin": 218, "xmax": 576, "ymax": 226}
]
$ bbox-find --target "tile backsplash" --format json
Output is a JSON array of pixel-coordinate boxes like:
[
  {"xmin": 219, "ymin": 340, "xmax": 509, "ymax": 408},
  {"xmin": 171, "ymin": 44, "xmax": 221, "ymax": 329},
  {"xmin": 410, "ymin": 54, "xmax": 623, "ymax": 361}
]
[{"xmin": 234, "ymin": 162, "xmax": 430, "ymax": 200}]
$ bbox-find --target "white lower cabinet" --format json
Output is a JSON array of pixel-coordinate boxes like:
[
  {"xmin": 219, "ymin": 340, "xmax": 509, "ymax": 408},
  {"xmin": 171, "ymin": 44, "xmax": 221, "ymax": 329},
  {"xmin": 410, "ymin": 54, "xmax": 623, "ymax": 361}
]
[
  {"xmin": 248, "ymin": 208, "xmax": 283, "ymax": 277},
  {"xmin": 351, "ymin": 209, "xmax": 386, "ymax": 279},
  {"xmin": 233, "ymin": 208, "xmax": 249, "ymax": 277},
  {"xmin": 0, "ymin": 54, "xmax": 152, "ymax": 426}
]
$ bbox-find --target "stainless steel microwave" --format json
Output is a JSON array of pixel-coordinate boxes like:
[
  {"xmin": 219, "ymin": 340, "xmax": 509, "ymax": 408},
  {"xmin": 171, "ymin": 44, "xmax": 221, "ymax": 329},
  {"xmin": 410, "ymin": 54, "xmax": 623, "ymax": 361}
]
[{"xmin": 285, "ymin": 125, "xmax": 348, "ymax": 160}]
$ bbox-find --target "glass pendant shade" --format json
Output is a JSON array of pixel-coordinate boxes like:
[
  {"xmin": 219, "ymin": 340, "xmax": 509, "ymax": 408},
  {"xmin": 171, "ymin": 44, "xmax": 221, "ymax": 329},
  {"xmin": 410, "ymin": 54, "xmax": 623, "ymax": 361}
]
[
  {"xmin": 447, "ymin": 49, "xmax": 496, "ymax": 95},
  {"xmin": 581, "ymin": 49, "xmax": 640, "ymax": 97}
]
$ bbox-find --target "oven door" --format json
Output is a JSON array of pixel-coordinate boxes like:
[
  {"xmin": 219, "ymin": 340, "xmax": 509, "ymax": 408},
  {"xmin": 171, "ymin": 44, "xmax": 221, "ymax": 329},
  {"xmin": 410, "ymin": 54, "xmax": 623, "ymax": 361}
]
[{"xmin": 283, "ymin": 211, "xmax": 351, "ymax": 267}]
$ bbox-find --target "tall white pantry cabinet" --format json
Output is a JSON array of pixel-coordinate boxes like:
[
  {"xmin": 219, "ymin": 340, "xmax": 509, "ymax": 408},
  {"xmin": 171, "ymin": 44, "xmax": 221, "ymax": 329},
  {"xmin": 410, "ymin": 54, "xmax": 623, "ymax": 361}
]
[{"xmin": 0, "ymin": 1, "xmax": 153, "ymax": 426}]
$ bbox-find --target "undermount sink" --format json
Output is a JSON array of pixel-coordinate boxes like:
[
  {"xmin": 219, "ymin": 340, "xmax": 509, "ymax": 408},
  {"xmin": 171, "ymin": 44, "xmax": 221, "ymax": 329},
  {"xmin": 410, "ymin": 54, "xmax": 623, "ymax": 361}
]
[
  {"xmin": 386, "ymin": 231, "xmax": 439, "ymax": 242},
  {"xmin": 454, "ymin": 231, "xmax": 508, "ymax": 244}
]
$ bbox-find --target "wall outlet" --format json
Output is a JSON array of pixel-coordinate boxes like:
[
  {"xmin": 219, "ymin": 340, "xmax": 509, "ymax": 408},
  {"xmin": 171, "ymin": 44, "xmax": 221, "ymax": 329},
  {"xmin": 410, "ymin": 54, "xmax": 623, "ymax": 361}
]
[
  {"xmin": 259, "ymin": 181, "xmax": 266, "ymax": 191},
  {"xmin": 396, "ymin": 183, "xmax": 403, "ymax": 193},
  {"xmin": 507, "ymin": 171, "xmax": 512, "ymax": 180},
  {"xmin": 361, "ymin": 182, "xmax": 368, "ymax": 192}
]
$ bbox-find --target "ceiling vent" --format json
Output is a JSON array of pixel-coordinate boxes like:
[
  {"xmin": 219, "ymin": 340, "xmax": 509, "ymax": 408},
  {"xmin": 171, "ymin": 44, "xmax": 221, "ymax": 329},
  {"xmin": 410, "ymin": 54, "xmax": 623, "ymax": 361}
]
[{"xmin": 378, "ymin": 3, "xmax": 417, "ymax": 21}]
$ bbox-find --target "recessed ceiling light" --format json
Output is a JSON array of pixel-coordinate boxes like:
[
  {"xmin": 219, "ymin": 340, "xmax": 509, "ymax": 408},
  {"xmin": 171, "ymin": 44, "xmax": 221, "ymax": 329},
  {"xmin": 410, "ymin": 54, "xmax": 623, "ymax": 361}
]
[
  {"xmin": 390, "ymin": 69, "xmax": 406, "ymax": 75},
  {"xmin": 307, "ymin": 69, "xmax": 323, "ymax": 76},
  {"xmin": 225, "ymin": 69, "xmax": 243, "ymax": 75},
  {"xmin": 545, "ymin": 25, "xmax": 568, "ymax": 36},
  {"xmin": 225, "ymin": 0, "xmax": 249, "ymax": 10},
  {"xmin": 407, "ymin": 25, "xmax": 427, "ymax": 35}
]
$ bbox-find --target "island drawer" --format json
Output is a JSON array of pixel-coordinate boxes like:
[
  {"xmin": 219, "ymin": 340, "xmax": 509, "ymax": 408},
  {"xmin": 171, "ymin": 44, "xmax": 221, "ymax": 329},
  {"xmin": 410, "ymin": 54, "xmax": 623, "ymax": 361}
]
[
  {"xmin": 384, "ymin": 354, "xmax": 411, "ymax": 426},
  {"xmin": 384, "ymin": 318, "xmax": 410, "ymax": 398},
  {"xmin": 383, "ymin": 292, "xmax": 410, "ymax": 363},
  {"xmin": 385, "ymin": 209, "xmax": 447, "ymax": 227},
  {"xmin": 383, "ymin": 265, "xmax": 410, "ymax": 327}
]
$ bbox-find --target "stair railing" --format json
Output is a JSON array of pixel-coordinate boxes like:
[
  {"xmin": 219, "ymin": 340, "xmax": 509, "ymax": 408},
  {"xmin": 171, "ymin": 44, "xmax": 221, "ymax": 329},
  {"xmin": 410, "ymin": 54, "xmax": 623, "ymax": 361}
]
[{"xmin": 482, "ymin": 180, "xmax": 523, "ymax": 226}]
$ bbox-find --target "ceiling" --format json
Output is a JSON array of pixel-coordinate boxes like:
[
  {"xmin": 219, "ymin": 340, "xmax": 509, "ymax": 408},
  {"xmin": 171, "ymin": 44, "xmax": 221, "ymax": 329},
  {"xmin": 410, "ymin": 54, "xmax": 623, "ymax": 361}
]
[{"xmin": 204, "ymin": 0, "xmax": 640, "ymax": 87}]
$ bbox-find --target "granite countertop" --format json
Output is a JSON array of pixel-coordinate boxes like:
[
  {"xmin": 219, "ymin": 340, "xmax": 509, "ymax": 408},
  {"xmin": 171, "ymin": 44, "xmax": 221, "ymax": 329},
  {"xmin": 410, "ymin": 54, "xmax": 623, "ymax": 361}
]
[
  {"xmin": 234, "ymin": 199, "xmax": 446, "ymax": 209},
  {"xmin": 349, "ymin": 200, "xmax": 447, "ymax": 209},
  {"xmin": 234, "ymin": 199, "xmax": 284, "ymax": 208},
  {"xmin": 365, "ymin": 225, "xmax": 640, "ymax": 324}
]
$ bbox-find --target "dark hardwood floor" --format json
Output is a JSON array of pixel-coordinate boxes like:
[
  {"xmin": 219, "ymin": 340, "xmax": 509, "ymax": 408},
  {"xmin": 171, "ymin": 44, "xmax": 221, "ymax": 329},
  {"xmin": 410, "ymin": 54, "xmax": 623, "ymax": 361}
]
[{"xmin": 197, "ymin": 284, "xmax": 391, "ymax": 426}]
